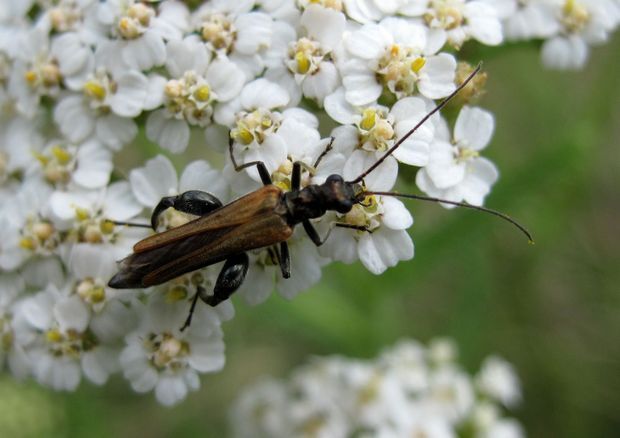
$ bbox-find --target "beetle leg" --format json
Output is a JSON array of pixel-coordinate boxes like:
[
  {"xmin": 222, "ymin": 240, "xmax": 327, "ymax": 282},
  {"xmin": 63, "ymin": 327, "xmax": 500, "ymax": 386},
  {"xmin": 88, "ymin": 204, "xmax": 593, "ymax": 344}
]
[
  {"xmin": 291, "ymin": 161, "xmax": 302, "ymax": 191},
  {"xmin": 200, "ymin": 253, "xmax": 250, "ymax": 307},
  {"xmin": 279, "ymin": 241, "xmax": 291, "ymax": 279},
  {"xmin": 229, "ymin": 136, "xmax": 272, "ymax": 185},
  {"xmin": 303, "ymin": 219, "xmax": 372, "ymax": 247},
  {"xmin": 151, "ymin": 190, "xmax": 223, "ymax": 230},
  {"xmin": 334, "ymin": 223, "xmax": 373, "ymax": 234},
  {"xmin": 180, "ymin": 288, "xmax": 202, "ymax": 332}
]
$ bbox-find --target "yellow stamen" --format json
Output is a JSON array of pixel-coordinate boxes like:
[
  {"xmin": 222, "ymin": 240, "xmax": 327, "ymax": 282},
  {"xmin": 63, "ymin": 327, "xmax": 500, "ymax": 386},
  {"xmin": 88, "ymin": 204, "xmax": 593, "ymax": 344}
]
[
  {"xmin": 411, "ymin": 57, "xmax": 426, "ymax": 73},
  {"xmin": 84, "ymin": 81, "xmax": 106, "ymax": 100},
  {"xmin": 51, "ymin": 145, "xmax": 72, "ymax": 165},
  {"xmin": 166, "ymin": 285, "xmax": 188, "ymax": 303},
  {"xmin": 194, "ymin": 85, "xmax": 211, "ymax": 102},
  {"xmin": 75, "ymin": 208, "xmax": 90, "ymax": 221},
  {"xmin": 19, "ymin": 237, "xmax": 36, "ymax": 250},
  {"xmin": 295, "ymin": 51, "xmax": 311, "ymax": 74},
  {"xmin": 24, "ymin": 70, "xmax": 38, "ymax": 85},
  {"xmin": 46, "ymin": 329, "xmax": 63, "ymax": 343},
  {"xmin": 234, "ymin": 128, "xmax": 254, "ymax": 145},
  {"xmin": 360, "ymin": 108, "xmax": 377, "ymax": 131},
  {"xmin": 100, "ymin": 220, "xmax": 115, "ymax": 235}
]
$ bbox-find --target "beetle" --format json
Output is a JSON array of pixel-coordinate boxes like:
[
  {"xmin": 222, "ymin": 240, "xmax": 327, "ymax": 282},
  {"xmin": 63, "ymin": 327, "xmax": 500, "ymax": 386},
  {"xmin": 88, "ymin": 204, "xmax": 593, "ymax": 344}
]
[{"xmin": 108, "ymin": 65, "xmax": 532, "ymax": 330}]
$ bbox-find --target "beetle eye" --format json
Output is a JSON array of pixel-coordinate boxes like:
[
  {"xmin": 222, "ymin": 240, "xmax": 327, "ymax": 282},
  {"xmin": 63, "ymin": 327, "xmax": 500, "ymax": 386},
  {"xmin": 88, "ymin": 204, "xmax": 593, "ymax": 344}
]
[{"xmin": 326, "ymin": 174, "xmax": 343, "ymax": 184}]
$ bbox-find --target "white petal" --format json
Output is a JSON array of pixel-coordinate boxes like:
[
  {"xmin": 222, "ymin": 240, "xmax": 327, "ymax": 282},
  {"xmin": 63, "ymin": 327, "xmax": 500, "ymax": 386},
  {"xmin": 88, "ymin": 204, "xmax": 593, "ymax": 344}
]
[
  {"xmin": 96, "ymin": 114, "xmax": 138, "ymax": 151},
  {"xmin": 301, "ymin": 5, "xmax": 346, "ymax": 50},
  {"xmin": 541, "ymin": 35, "xmax": 589, "ymax": 70},
  {"xmin": 129, "ymin": 154, "xmax": 178, "ymax": 207},
  {"xmin": 381, "ymin": 197, "xmax": 413, "ymax": 230},
  {"xmin": 109, "ymin": 71, "xmax": 148, "ymax": 117},
  {"xmin": 74, "ymin": 140, "xmax": 112, "ymax": 188},
  {"xmin": 454, "ymin": 106, "xmax": 494, "ymax": 151},
  {"xmin": 146, "ymin": 109, "xmax": 191, "ymax": 153},
  {"xmin": 343, "ymin": 72, "xmax": 383, "ymax": 106},
  {"xmin": 55, "ymin": 296, "xmax": 89, "ymax": 332},
  {"xmin": 234, "ymin": 12, "xmax": 272, "ymax": 55},
  {"xmin": 302, "ymin": 62, "xmax": 340, "ymax": 104},
  {"xmin": 179, "ymin": 160, "xmax": 227, "ymax": 201},
  {"xmin": 104, "ymin": 182, "xmax": 143, "ymax": 221},
  {"xmin": 241, "ymin": 78, "xmax": 289, "ymax": 110},
  {"xmin": 122, "ymin": 31, "xmax": 166, "ymax": 70},
  {"xmin": 165, "ymin": 37, "xmax": 210, "ymax": 77},
  {"xmin": 343, "ymin": 150, "xmax": 398, "ymax": 191},
  {"xmin": 418, "ymin": 54, "xmax": 457, "ymax": 99},
  {"xmin": 156, "ymin": 376, "xmax": 188, "ymax": 406},
  {"xmin": 54, "ymin": 96, "xmax": 94, "ymax": 143},
  {"xmin": 345, "ymin": 24, "xmax": 391, "ymax": 59},
  {"xmin": 144, "ymin": 74, "xmax": 167, "ymax": 110},
  {"xmin": 206, "ymin": 57, "xmax": 246, "ymax": 102},
  {"xmin": 324, "ymin": 87, "xmax": 357, "ymax": 124}
]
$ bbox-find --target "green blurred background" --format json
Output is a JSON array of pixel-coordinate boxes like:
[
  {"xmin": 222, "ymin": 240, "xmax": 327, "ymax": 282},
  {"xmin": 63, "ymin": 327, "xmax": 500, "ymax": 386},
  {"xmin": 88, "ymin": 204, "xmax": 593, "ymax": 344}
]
[{"xmin": 1, "ymin": 34, "xmax": 619, "ymax": 437}]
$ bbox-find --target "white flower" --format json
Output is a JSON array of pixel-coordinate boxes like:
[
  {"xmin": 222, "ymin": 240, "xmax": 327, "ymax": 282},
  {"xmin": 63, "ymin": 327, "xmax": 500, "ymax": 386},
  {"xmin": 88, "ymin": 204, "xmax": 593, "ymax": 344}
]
[
  {"xmin": 341, "ymin": 19, "xmax": 457, "ymax": 105},
  {"xmin": 119, "ymin": 292, "xmax": 230, "ymax": 406},
  {"xmin": 145, "ymin": 36, "xmax": 245, "ymax": 153},
  {"xmin": 502, "ymin": 0, "xmax": 560, "ymax": 40},
  {"xmin": 97, "ymin": 0, "xmax": 189, "ymax": 70},
  {"xmin": 326, "ymin": 91, "xmax": 435, "ymax": 189},
  {"xmin": 423, "ymin": 0, "xmax": 504, "ymax": 48},
  {"xmin": 541, "ymin": 0, "xmax": 620, "ymax": 70},
  {"xmin": 192, "ymin": 2, "xmax": 274, "ymax": 79},
  {"xmin": 219, "ymin": 79, "xmax": 321, "ymax": 183},
  {"xmin": 0, "ymin": 179, "xmax": 55, "ymax": 270},
  {"xmin": 264, "ymin": 5, "xmax": 345, "ymax": 106},
  {"xmin": 237, "ymin": 231, "xmax": 328, "ymax": 305},
  {"xmin": 31, "ymin": 138, "xmax": 113, "ymax": 190},
  {"xmin": 48, "ymin": 181, "xmax": 144, "ymax": 248},
  {"xmin": 416, "ymin": 106, "xmax": 498, "ymax": 207},
  {"xmin": 319, "ymin": 195, "xmax": 415, "ymax": 274},
  {"xmin": 231, "ymin": 338, "xmax": 524, "ymax": 437},
  {"xmin": 8, "ymin": 28, "xmax": 88, "ymax": 117},
  {"xmin": 12, "ymin": 286, "xmax": 119, "ymax": 390},
  {"xmin": 129, "ymin": 154, "xmax": 228, "ymax": 223},
  {"xmin": 476, "ymin": 355, "xmax": 521, "ymax": 408}
]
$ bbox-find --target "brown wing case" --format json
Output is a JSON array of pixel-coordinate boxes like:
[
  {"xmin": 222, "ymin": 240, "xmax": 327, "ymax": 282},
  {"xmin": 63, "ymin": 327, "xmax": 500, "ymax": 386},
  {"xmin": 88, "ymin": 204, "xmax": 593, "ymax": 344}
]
[
  {"xmin": 108, "ymin": 186, "xmax": 293, "ymax": 288},
  {"xmin": 133, "ymin": 185, "xmax": 284, "ymax": 253}
]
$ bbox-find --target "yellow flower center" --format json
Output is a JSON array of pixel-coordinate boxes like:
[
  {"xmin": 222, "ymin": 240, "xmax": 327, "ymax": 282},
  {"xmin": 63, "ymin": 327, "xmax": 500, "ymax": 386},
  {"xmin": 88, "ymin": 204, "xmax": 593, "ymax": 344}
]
[
  {"xmin": 562, "ymin": 0, "xmax": 590, "ymax": 32},
  {"xmin": 200, "ymin": 13, "xmax": 236, "ymax": 51}
]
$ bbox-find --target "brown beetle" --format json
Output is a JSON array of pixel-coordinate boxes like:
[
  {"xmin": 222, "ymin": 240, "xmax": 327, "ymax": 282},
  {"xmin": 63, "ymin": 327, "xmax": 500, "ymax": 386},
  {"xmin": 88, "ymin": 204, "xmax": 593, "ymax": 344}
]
[{"xmin": 108, "ymin": 65, "xmax": 531, "ymax": 330}]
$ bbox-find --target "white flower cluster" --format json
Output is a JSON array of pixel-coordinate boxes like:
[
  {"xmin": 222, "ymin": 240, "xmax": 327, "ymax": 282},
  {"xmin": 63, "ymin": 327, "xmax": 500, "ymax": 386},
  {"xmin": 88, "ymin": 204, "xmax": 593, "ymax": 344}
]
[
  {"xmin": 0, "ymin": 0, "xmax": 617, "ymax": 405},
  {"xmin": 232, "ymin": 338, "xmax": 524, "ymax": 438}
]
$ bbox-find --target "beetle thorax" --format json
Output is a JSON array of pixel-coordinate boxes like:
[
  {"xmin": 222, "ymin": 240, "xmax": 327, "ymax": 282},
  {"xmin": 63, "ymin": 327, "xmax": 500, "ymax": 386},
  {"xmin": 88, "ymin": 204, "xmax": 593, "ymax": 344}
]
[{"xmin": 283, "ymin": 175, "xmax": 359, "ymax": 225}]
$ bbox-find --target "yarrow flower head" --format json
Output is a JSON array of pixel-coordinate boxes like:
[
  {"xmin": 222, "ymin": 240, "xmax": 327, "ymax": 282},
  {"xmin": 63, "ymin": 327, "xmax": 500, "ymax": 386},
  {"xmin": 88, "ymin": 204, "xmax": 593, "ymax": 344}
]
[
  {"xmin": 0, "ymin": 0, "xmax": 616, "ymax": 406},
  {"xmin": 231, "ymin": 338, "xmax": 524, "ymax": 437}
]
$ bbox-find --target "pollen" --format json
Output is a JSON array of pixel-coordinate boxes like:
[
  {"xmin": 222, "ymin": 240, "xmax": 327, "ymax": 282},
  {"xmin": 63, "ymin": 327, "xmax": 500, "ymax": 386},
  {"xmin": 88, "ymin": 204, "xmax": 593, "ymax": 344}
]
[
  {"xmin": 19, "ymin": 237, "xmax": 36, "ymax": 250},
  {"xmin": 118, "ymin": 17, "xmax": 141, "ymax": 39},
  {"xmin": 84, "ymin": 81, "xmax": 106, "ymax": 100},
  {"xmin": 295, "ymin": 51, "xmax": 311, "ymax": 74},
  {"xmin": 83, "ymin": 224, "xmax": 103, "ymax": 243},
  {"xmin": 46, "ymin": 329, "xmax": 63, "ymax": 343},
  {"xmin": 51, "ymin": 145, "xmax": 72, "ymax": 165},
  {"xmin": 411, "ymin": 57, "xmax": 426, "ymax": 73},
  {"xmin": 360, "ymin": 108, "xmax": 377, "ymax": 131},
  {"xmin": 32, "ymin": 222, "xmax": 54, "ymax": 241},
  {"xmin": 100, "ymin": 220, "xmax": 115, "ymax": 235},
  {"xmin": 166, "ymin": 285, "xmax": 188, "ymax": 303},
  {"xmin": 194, "ymin": 85, "xmax": 211, "ymax": 102},
  {"xmin": 75, "ymin": 208, "xmax": 90, "ymax": 221},
  {"xmin": 562, "ymin": 0, "xmax": 590, "ymax": 32},
  {"xmin": 234, "ymin": 128, "xmax": 255, "ymax": 145},
  {"xmin": 24, "ymin": 70, "xmax": 38, "ymax": 85},
  {"xmin": 127, "ymin": 3, "xmax": 153, "ymax": 26}
]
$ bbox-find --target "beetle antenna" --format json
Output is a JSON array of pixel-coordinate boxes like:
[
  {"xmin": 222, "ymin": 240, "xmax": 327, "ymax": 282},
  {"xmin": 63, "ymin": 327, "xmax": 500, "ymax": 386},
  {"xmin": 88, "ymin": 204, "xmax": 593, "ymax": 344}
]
[
  {"xmin": 349, "ymin": 63, "xmax": 482, "ymax": 184},
  {"xmin": 365, "ymin": 190, "xmax": 534, "ymax": 243},
  {"xmin": 109, "ymin": 220, "xmax": 152, "ymax": 229}
]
